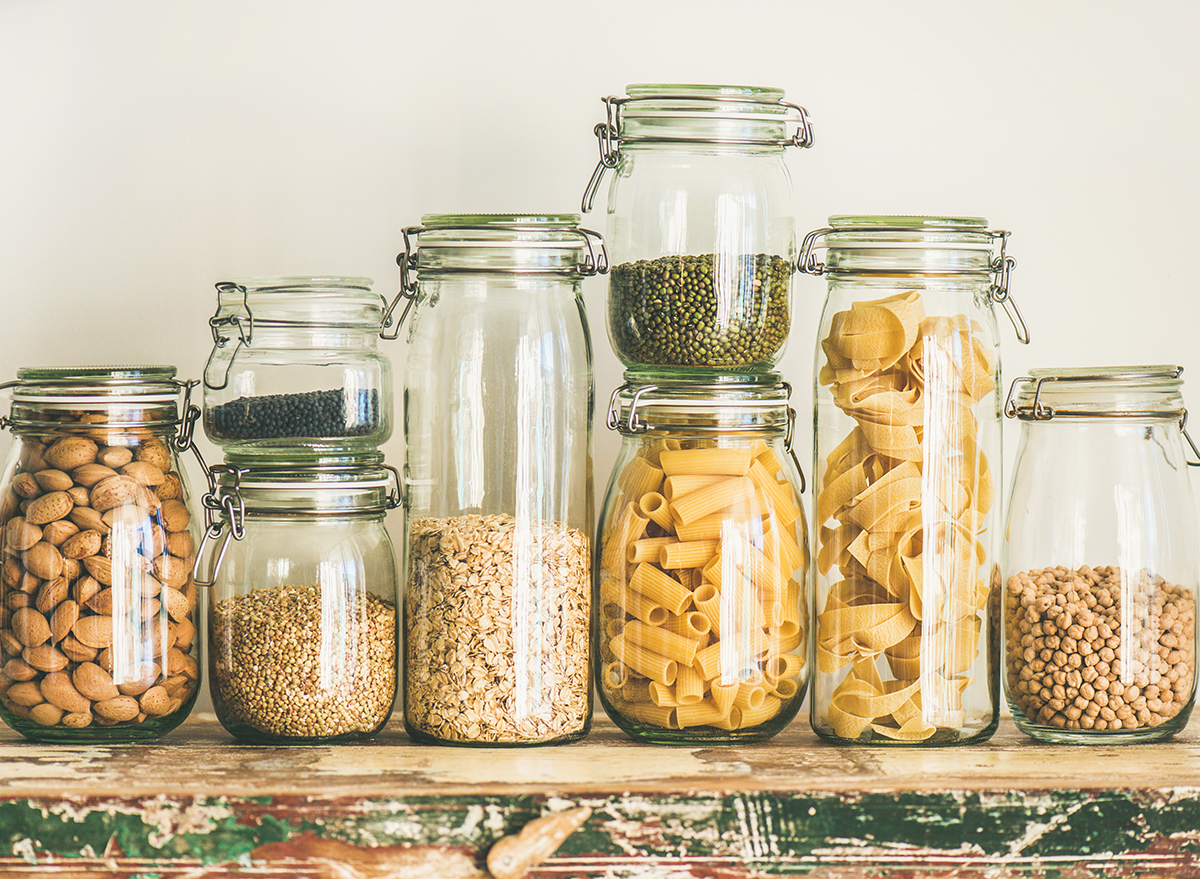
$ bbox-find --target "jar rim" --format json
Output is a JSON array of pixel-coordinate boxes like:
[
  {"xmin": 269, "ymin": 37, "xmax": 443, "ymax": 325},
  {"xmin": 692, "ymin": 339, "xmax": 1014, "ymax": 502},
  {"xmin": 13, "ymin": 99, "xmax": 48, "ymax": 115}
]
[
  {"xmin": 6, "ymin": 364, "xmax": 183, "ymax": 406},
  {"xmin": 406, "ymin": 215, "xmax": 606, "ymax": 277},
  {"xmin": 608, "ymin": 374, "xmax": 793, "ymax": 435},
  {"xmin": 212, "ymin": 462, "xmax": 396, "ymax": 515},
  {"xmin": 625, "ymin": 83, "xmax": 786, "ymax": 103},
  {"xmin": 420, "ymin": 213, "xmax": 581, "ymax": 229},
  {"xmin": 1007, "ymin": 365, "xmax": 1186, "ymax": 421}
]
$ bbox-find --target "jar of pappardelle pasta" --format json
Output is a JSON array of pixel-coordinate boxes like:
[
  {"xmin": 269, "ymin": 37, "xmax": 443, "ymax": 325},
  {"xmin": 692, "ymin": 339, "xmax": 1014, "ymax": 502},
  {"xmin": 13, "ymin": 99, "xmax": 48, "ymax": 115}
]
[
  {"xmin": 596, "ymin": 376, "xmax": 810, "ymax": 743},
  {"xmin": 800, "ymin": 216, "xmax": 1029, "ymax": 745},
  {"xmin": 581, "ymin": 84, "xmax": 813, "ymax": 376},
  {"xmin": 1003, "ymin": 366, "xmax": 1198, "ymax": 743}
]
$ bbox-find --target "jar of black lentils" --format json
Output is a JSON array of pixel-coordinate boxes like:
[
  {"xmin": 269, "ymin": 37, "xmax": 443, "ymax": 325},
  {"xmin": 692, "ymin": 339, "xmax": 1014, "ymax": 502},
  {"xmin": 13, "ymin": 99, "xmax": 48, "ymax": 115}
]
[
  {"xmin": 581, "ymin": 84, "xmax": 813, "ymax": 377},
  {"xmin": 202, "ymin": 277, "xmax": 397, "ymax": 457},
  {"xmin": 1003, "ymin": 366, "xmax": 1199, "ymax": 743}
]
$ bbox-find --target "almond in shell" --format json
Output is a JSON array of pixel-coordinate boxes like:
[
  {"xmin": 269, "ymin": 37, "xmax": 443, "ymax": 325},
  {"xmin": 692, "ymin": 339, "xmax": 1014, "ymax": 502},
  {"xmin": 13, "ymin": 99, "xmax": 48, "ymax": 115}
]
[
  {"xmin": 5, "ymin": 680, "xmax": 44, "ymax": 707},
  {"xmin": 135, "ymin": 439, "xmax": 170, "ymax": 470},
  {"xmin": 96, "ymin": 446, "xmax": 133, "ymax": 469},
  {"xmin": 0, "ymin": 630, "xmax": 23, "ymax": 657},
  {"xmin": 61, "ymin": 529, "xmax": 102, "ymax": 560},
  {"xmin": 153, "ymin": 555, "xmax": 190, "ymax": 589},
  {"xmin": 90, "ymin": 475, "xmax": 139, "ymax": 512},
  {"xmin": 24, "ymin": 541, "xmax": 64, "ymax": 580},
  {"xmin": 43, "ymin": 437, "xmax": 98, "ymax": 471},
  {"xmin": 59, "ymin": 634, "xmax": 97, "ymax": 663},
  {"xmin": 68, "ymin": 506, "xmax": 109, "ymax": 535},
  {"xmin": 93, "ymin": 694, "xmax": 139, "ymax": 721},
  {"xmin": 114, "ymin": 660, "xmax": 159, "ymax": 696},
  {"xmin": 61, "ymin": 711, "xmax": 92, "ymax": 728},
  {"xmin": 10, "ymin": 473, "xmax": 42, "ymax": 499},
  {"xmin": 73, "ymin": 463, "xmax": 118, "ymax": 488},
  {"xmin": 11, "ymin": 607, "xmax": 51, "ymax": 646},
  {"xmin": 122, "ymin": 461, "xmax": 166, "ymax": 487},
  {"xmin": 33, "ymin": 470, "xmax": 73, "ymax": 492},
  {"xmin": 139, "ymin": 686, "xmax": 171, "ymax": 716},
  {"xmin": 160, "ymin": 500, "xmax": 191, "ymax": 533},
  {"xmin": 66, "ymin": 485, "xmax": 91, "ymax": 506},
  {"xmin": 5, "ymin": 517, "xmax": 43, "ymax": 552},
  {"xmin": 29, "ymin": 702, "xmax": 64, "ymax": 726},
  {"xmin": 42, "ymin": 519, "xmax": 80, "ymax": 546},
  {"xmin": 49, "ymin": 599, "xmax": 79, "ymax": 642},
  {"xmin": 165, "ymin": 530, "xmax": 195, "ymax": 559},
  {"xmin": 25, "ymin": 490, "xmax": 73, "ymax": 525},
  {"xmin": 73, "ymin": 661, "xmax": 119, "ymax": 701},
  {"xmin": 163, "ymin": 586, "xmax": 191, "ymax": 623},
  {"xmin": 82, "ymin": 555, "xmax": 112, "ymax": 585},
  {"xmin": 72, "ymin": 575, "xmax": 101, "ymax": 606},
  {"xmin": 2, "ymin": 658, "xmax": 37, "ymax": 682},
  {"xmin": 35, "ymin": 576, "xmax": 68, "ymax": 615},
  {"xmin": 41, "ymin": 670, "xmax": 93, "ymax": 713},
  {"xmin": 156, "ymin": 473, "xmax": 182, "ymax": 501},
  {"xmin": 73, "ymin": 614, "xmax": 114, "ymax": 649},
  {"xmin": 24, "ymin": 644, "xmax": 68, "ymax": 673}
]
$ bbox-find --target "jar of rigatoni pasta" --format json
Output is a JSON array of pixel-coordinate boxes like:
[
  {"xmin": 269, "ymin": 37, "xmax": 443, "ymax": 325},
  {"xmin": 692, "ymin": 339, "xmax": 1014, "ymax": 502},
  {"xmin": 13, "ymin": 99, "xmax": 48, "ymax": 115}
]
[{"xmin": 596, "ymin": 376, "xmax": 810, "ymax": 743}]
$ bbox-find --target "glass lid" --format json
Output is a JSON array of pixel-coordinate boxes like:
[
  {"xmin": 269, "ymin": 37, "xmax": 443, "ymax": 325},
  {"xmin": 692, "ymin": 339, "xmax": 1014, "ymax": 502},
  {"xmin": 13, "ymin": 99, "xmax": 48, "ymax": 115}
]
[{"xmin": 1005, "ymin": 365, "xmax": 1186, "ymax": 420}]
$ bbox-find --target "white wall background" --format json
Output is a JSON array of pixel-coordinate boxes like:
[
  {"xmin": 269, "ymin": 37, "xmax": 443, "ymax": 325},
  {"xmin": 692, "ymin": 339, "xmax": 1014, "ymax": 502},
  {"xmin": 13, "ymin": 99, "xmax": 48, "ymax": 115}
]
[{"xmin": 3, "ymin": 1, "xmax": 1198, "ymax": 713}]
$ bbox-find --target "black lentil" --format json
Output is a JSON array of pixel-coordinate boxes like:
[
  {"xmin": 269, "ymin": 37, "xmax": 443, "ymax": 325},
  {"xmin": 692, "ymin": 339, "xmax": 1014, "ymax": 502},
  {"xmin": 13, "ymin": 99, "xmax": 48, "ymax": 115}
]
[
  {"xmin": 608, "ymin": 253, "xmax": 791, "ymax": 369},
  {"xmin": 206, "ymin": 388, "xmax": 380, "ymax": 441}
]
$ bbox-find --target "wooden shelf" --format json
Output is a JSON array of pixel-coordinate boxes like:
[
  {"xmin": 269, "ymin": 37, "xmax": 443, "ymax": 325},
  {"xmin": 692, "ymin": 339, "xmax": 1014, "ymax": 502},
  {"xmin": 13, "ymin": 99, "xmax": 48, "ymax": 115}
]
[{"xmin": 0, "ymin": 713, "xmax": 1197, "ymax": 877}]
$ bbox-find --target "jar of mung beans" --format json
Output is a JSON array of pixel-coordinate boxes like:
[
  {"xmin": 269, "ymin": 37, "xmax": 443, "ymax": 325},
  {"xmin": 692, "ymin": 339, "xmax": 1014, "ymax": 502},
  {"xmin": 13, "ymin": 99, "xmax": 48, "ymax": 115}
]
[
  {"xmin": 1003, "ymin": 366, "xmax": 1198, "ymax": 743},
  {"xmin": 581, "ymin": 84, "xmax": 812, "ymax": 377}
]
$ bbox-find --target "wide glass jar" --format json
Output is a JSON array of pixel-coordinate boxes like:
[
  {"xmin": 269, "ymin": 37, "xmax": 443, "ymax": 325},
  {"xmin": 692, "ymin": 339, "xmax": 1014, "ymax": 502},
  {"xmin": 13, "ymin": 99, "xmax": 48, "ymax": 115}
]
[
  {"xmin": 195, "ymin": 454, "xmax": 400, "ymax": 744},
  {"xmin": 802, "ymin": 216, "xmax": 1028, "ymax": 745},
  {"xmin": 0, "ymin": 366, "xmax": 202, "ymax": 742},
  {"xmin": 596, "ymin": 376, "xmax": 810, "ymax": 743},
  {"xmin": 581, "ymin": 83, "xmax": 813, "ymax": 376},
  {"xmin": 398, "ymin": 214, "xmax": 601, "ymax": 746},
  {"xmin": 202, "ymin": 277, "xmax": 394, "ymax": 455},
  {"xmin": 1003, "ymin": 366, "xmax": 1198, "ymax": 742}
]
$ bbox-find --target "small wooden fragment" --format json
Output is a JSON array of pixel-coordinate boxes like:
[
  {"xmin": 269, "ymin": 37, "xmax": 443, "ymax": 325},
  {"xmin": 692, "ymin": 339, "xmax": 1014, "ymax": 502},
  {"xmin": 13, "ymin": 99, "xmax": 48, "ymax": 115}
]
[{"xmin": 487, "ymin": 806, "xmax": 591, "ymax": 879}]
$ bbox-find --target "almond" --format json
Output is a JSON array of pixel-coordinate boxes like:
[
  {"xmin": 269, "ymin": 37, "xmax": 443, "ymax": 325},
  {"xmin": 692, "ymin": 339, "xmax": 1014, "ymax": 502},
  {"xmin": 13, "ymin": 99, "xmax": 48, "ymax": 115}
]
[
  {"xmin": 135, "ymin": 439, "xmax": 171, "ymax": 470},
  {"xmin": 49, "ymin": 599, "xmax": 79, "ymax": 642},
  {"xmin": 68, "ymin": 505, "xmax": 109, "ymax": 535},
  {"xmin": 163, "ymin": 586, "xmax": 191, "ymax": 623},
  {"xmin": 72, "ymin": 575, "xmax": 101, "ymax": 607},
  {"xmin": 140, "ymin": 523, "xmax": 167, "ymax": 559},
  {"xmin": 96, "ymin": 446, "xmax": 133, "ymax": 468},
  {"xmin": 61, "ymin": 711, "xmax": 92, "ymax": 728},
  {"xmin": 17, "ymin": 569, "xmax": 40, "ymax": 594},
  {"xmin": 139, "ymin": 686, "xmax": 171, "ymax": 716},
  {"xmin": 43, "ymin": 437, "xmax": 98, "ymax": 471},
  {"xmin": 73, "ymin": 614, "xmax": 114, "ymax": 648},
  {"xmin": 156, "ymin": 473, "xmax": 182, "ymax": 501},
  {"xmin": 161, "ymin": 674, "xmax": 188, "ymax": 697},
  {"xmin": 5, "ymin": 592, "xmax": 32, "ymax": 611},
  {"xmin": 82, "ymin": 555, "xmax": 112, "ymax": 585},
  {"xmin": 33, "ymin": 469, "xmax": 73, "ymax": 492},
  {"xmin": 122, "ymin": 461, "xmax": 166, "ymax": 487},
  {"xmin": 2, "ymin": 658, "xmax": 37, "ymax": 682},
  {"xmin": 25, "ymin": 490, "xmax": 73, "ymax": 525},
  {"xmin": 60, "ymin": 557, "xmax": 81, "ymax": 582},
  {"xmin": 35, "ymin": 576, "xmax": 68, "ymax": 615},
  {"xmin": 160, "ymin": 499, "xmax": 191, "ymax": 533},
  {"xmin": 40, "ymin": 671, "xmax": 92, "ymax": 713},
  {"xmin": 61, "ymin": 529, "xmax": 102, "ymax": 560},
  {"xmin": 10, "ymin": 473, "xmax": 42, "ymax": 499},
  {"xmin": 73, "ymin": 661, "xmax": 119, "ymax": 701},
  {"xmin": 90, "ymin": 475, "xmax": 139, "ymax": 512},
  {"xmin": 19, "ymin": 440, "xmax": 48, "ymax": 472},
  {"xmin": 165, "ymin": 530, "xmax": 195, "ymax": 559},
  {"xmin": 24, "ymin": 541, "xmax": 64, "ymax": 580},
  {"xmin": 5, "ymin": 680, "xmax": 44, "ymax": 707},
  {"xmin": 0, "ymin": 629, "xmax": 23, "ymax": 657},
  {"xmin": 114, "ymin": 660, "xmax": 159, "ymax": 696},
  {"xmin": 85, "ymin": 588, "xmax": 114, "ymax": 616},
  {"xmin": 173, "ymin": 616, "xmax": 196, "ymax": 650},
  {"xmin": 5, "ymin": 517, "xmax": 43, "ymax": 552},
  {"xmin": 66, "ymin": 485, "xmax": 91, "ymax": 506},
  {"xmin": 59, "ymin": 634, "xmax": 97, "ymax": 663},
  {"xmin": 72, "ymin": 463, "xmax": 118, "ymax": 488},
  {"xmin": 29, "ymin": 702, "xmax": 65, "ymax": 726},
  {"xmin": 152, "ymin": 554, "xmax": 190, "ymax": 589},
  {"xmin": 11, "ymin": 607, "xmax": 51, "ymax": 646},
  {"xmin": 42, "ymin": 518, "xmax": 80, "ymax": 546},
  {"xmin": 2, "ymin": 557, "xmax": 21, "ymax": 589},
  {"xmin": 23, "ymin": 643, "xmax": 68, "ymax": 672},
  {"xmin": 93, "ymin": 694, "xmax": 139, "ymax": 721}
]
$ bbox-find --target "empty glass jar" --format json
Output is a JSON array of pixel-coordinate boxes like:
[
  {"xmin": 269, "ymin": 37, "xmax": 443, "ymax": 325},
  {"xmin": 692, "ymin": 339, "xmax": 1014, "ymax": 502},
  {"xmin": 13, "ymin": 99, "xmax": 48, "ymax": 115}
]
[
  {"xmin": 581, "ymin": 83, "xmax": 813, "ymax": 376},
  {"xmin": 0, "ymin": 366, "xmax": 202, "ymax": 741},
  {"xmin": 802, "ymin": 216, "xmax": 1028, "ymax": 745},
  {"xmin": 195, "ymin": 454, "xmax": 400, "ymax": 744},
  {"xmin": 1003, "ymin": 366, "xmax": 1198, "ymax": 742},
  {"xmin": 397, "ymin": 214, "xmax": 602, "ymax": 746},
  {"xmin": 202, "ymin": 277, "xmax": 394, "ymax": 455},
  {"xmin": 596, "ymin": 376, "xmax": 810, "ymax": 743}
]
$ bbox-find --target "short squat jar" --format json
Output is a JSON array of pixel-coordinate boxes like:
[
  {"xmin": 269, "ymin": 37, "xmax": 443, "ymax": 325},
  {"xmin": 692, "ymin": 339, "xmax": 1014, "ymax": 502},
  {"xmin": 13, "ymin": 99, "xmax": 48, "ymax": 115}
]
[
  {"xmin": 596, "ymin": 377, "xmax": 810, "ymax": 743},
  {"xmin": 397, "ymin": 214, "xmax": 601, "ymax": 746},
  {"xmin": 0, "ymin": 366, "xmax": 202, "ymax": 741},
  {"xmin": 802, "ymin": 216, "xmax": 1029, "ymax": 745},
  {"xmin": 1003, "ymin": 366, "xmax": 1198, "ymax": 742},
  {"xmin": 202, "ymin": 277, "xmax": 395, "ymax": 455},
  {"xmin": 196, "ymin": 456, "xmax": 400, "ymax": 744},
  {"xmin": 581, "ymin": 83, "xmax": 813, "ymax": 376}
]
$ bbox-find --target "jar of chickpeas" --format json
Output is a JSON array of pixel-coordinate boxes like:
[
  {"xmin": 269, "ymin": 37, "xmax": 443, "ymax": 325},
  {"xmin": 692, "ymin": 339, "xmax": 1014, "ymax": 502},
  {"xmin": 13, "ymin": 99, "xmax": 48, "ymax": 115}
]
[{"xmin": 596, "ymin": 376, "xmax": 809, "ymax": 743}]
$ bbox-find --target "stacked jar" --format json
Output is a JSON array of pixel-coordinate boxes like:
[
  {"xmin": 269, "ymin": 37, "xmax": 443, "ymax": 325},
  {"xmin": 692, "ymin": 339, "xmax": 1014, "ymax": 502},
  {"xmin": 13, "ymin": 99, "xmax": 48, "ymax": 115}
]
[
  {"xmin": 196, "ymin": 277, "xmax": 401, "ymax": 743},
  {"xmin": 582, "ymin": 84, "xmax": 814, "ymax": 742}
]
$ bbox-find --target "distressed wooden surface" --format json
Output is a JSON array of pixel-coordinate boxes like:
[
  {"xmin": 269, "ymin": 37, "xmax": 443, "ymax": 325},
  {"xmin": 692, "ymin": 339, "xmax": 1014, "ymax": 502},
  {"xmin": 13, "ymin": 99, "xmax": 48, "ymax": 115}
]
[{"xmin": 0, "ymin": 713, "xmax": 1197, "ymax": 877}]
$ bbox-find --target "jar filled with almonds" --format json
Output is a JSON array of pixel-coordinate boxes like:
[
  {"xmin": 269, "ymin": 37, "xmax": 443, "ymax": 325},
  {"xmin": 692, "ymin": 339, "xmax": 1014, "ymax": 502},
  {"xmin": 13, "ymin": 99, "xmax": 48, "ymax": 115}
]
[
  {"xmin": 800, "ymin": 216, "xmax": 1029, "ymax": 745},
  {"xmin": 0, "ymin": 366, "xmax": 202, "ymax": 741},
  {"xmin": 1003, "ymin": 366, "xmax": 1198, "ymax": 742},
  {"xmin": 596, "ymin": 377, "xmax": 810, "ymax": 743}
]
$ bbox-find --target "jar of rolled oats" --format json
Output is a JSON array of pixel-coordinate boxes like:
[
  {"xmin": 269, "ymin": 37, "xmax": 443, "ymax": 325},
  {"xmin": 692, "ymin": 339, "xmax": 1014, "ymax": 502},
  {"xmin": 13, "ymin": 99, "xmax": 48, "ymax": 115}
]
[
  {"xmin": 396, "ymin": 214, "xmax": 602, "ymax": 746},
  {"xmin": 1003, "ymin": 366, "xmax": 1198, "ymax": 742}
]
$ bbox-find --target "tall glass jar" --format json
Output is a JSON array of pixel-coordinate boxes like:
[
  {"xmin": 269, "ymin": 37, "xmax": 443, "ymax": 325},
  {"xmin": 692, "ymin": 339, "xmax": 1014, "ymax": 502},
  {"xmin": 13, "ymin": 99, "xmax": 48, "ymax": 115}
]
[
  {"xmin": 397, "ymin": 214, "xmax": 602, "ymax": 746},
  {"xmin": 0, "ymin": 366, "xmax": 202, "ymax": 742},
  {"xmin": 801, "ymin": 216, "xmax": 1028, "ymax": 745},
  {"xmin": 195, "ymin": 454, "xmax": 400, "ymax": 744},
  {"xmin": 1002, "ymin": 366, "xmax": 1198, "ymax": 742},
  {"xmin": 596, "ymin": 377, "xmax": 810, "ymax": 743},
  {"xmin": 202, "ymin": 277, "xmax": 395, "ymax": 456},
  {"xmin": 581, "ymin": 83, "xmax": 813, "ymax": 376}
]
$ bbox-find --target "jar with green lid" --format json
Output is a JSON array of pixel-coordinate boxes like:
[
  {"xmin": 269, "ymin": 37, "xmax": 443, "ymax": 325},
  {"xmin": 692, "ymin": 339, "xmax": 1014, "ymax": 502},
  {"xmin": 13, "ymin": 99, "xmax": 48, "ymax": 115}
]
[
  {"xmin": 396, "ymin": 214, "xmax": 602, "ymax": 746},
  {"xmin": 202, "ymin": 276, "xmax": 396, "ymax": 455},
  {"xmin": 800, "ymin": 216, "xmax": 1028, "ymax": 745},
  {"xmin": 596, "ymin": 376, "xmax": 809, "ymax": 743},
  {"xmin": 1003, "ymin": 366, "xmax": 1198, "ymax": 742},
  {"xmin": 581, "ymin": 84, "xmax": 813, "ymax": 376},
  {"xmin": 0, "ymin": 366, "xmax": 203, "ymax": 742},
  {"xmin": 194, "ymin": 452, "xmax": 400, "ymax": 744}
]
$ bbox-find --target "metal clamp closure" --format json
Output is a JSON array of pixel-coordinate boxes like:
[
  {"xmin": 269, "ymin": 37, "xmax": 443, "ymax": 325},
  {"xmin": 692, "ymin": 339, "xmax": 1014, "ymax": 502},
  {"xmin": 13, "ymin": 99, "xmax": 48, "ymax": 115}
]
[
  {"xmin": 780, "ymin": 380, "xmax": 807, "ymax": 494},
  {"xmin": 581, "ymin": 94, "xmax": 814, "ymax": 213},
  {"xmin": 192, "ymin": 464, "xmax": 247, "ymax": 589},
  {"xmin": 383, "ymin": 463, "xmax": 405, "ymax": 509},
  {"xmin": 1005, "ymin": 369, "xmax": 1188, "ymax": 421},
  {"xmin": 605, "ymin": 383, "xmax": 659, "ymax": 434}
]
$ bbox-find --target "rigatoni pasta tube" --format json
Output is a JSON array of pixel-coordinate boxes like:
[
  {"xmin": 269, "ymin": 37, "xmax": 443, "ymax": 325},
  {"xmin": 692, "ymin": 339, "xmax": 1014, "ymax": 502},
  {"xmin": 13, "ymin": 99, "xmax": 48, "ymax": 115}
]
[
  {"xmin": 629, "ymin": 563, "xmax": 692, "ymax": 615},
  {"xmin": 693, "ymin": 582, "xmax": 722, "ymax": 637},
  {"xmin": 626, "ymin": 702, "xmax": 677, "ymax": 728},
  {"xmin": 602, "ymin": 503, "xmax": 648, "ymax": 574},
  {"xmin": 623, "ymin": 619, "xmax": 700, "ymax": 666},
  {"xmin": 639, "ymin": 492, "xmax": 675, "ymax": 532},
  {"xmin": 669, "ymin": 476, "xmax": 756, "ymax": 525},
  {"xmin": 674, "ymin": 700, "xmax": 727, "ymax": 728},
  {"xmin": 663, "ymin": 474, "xmax": 723, "ymax": 501},
  {"xmin": 737, "ymin": 695, "xmax": 783, "ymax": 728},
  {"xmin": 663, "ymin": 611, "xmax": 711, "ymax": 640},
  {"xmin": 659, "ymin": 447, "xmax": 752, "ymax": 477},
  {"xmin": 748, "ymin": 459, "xmax": 802, "ymax": 527},
  {"xmin": 674, "ymin": 665, "xmax": 706, "ymax": 704},
  {"xmin": 660, "ymin": 539, "xmax": 719, "ymax": 570},
  {"xmin": 648, "ymin": 681, "xmax": 681, "ymax": 707},
  {"xmin": 627, "ymin": 536, "xmax": 676, "ymax": 564},
  {"xmin": 611, "ymin": 633, "xmax": 678, "ymax": 685},
  {"xmin": 618, "ymin": 455, "xmax": 665, "ymax": 502}
]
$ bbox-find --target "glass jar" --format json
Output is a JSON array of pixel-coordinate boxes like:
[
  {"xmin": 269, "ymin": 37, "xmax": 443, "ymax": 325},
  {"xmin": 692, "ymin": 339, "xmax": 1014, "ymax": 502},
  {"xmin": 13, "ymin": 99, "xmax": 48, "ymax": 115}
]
[
  {"xmin": 202, "ymin": 276, "xmax": 395, "ymax": 455},
  {"xmin": 596, "ymin": 376, "xmax": 810, "ymax": 743},
  {"xmin": 801, "ymin": 216, "xmax": 1029, "ymax": 745},
  {"xmin": 195, "ymin": 454, "xmax": 401, "ymax": 744},
  {"xmin": 397, "ymin": 214, "xmax": 602, "ymax": 746},
  {"xmin": 581, "ymin": 83, "xmax": 813, "ymax": 376},
  {"xmin": 1002, "ymin": 366, "xmax": 1198, "ymax": 742},
  {"xmin": 0, "ymin": 366, "xmax": 202, "ymax": 742}
]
